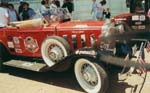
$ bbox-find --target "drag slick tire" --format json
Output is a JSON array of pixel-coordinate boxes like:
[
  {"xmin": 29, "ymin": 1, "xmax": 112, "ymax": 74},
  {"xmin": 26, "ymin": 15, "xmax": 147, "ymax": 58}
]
[
  {"xmin": 41, "ymin": 36, "xmax": 70, "ymax": 68},
  {"xmin": 74, "ymin": 58, "xmax": 108, "ymax": 93}
]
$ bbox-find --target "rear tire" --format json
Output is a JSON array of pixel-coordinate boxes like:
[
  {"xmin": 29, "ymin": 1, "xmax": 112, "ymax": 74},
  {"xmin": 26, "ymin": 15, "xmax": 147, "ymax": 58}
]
[{"xmin": 74, "ymin": 58, "xmax": 108, "ymax": 93}]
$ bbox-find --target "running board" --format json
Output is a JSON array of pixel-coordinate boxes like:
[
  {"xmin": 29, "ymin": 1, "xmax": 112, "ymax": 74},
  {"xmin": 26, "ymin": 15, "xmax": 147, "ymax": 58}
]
[{"xmin": 3, "ymin": 60, "xmax": 48, "ymax": 72}]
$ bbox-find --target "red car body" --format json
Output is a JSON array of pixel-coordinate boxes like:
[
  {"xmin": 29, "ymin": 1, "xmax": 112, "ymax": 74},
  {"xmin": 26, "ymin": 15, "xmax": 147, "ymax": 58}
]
[{"xmin": 0, "ymin": 20, "xmax": 102, "ymax": 58}]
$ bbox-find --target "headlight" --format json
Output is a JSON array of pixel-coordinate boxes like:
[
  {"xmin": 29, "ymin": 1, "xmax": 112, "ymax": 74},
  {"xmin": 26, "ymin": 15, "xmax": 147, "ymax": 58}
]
[
  {"xmin": 139, "ymin": 15, "xmax": 145, "ymax": 21},
  {"xmin": 132, "ymin": 15, "xmax": 145, "ymax": 21},
  {"xmin": 132, "ymin": 15, "xmax": 139, "ymax": 21}
]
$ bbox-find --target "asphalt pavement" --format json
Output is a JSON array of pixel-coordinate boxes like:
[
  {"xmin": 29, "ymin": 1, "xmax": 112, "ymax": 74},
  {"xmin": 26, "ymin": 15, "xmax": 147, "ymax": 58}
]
[{"xmin": 0, "ymin": 66, "xmax": 150, "ymax": 93}]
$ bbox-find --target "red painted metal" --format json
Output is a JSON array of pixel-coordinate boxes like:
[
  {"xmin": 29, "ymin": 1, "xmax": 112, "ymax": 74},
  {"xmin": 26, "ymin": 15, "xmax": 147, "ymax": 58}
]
[
  {"xmin": 112, "ymin": 0, "xmax": 150, "ymax": 30},
  {"xmin": 0, "ymin": 20, "xmax": 103, "ymax": 58}
]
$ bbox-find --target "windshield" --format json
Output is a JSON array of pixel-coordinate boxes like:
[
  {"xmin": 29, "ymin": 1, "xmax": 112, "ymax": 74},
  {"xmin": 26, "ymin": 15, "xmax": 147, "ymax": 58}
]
[{"xmin": 33, "ymin": 8, "xmax": 71, "ymax": 23}]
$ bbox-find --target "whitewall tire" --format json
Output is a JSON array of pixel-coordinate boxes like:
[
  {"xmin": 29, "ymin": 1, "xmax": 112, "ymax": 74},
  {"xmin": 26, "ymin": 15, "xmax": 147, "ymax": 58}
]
[
  {"xmin": 41, "ymin": 36, "xmax": 70, "ymax": 67},
  {"xmin": 74, "ymin": 58, "xmax": 108, "ymax": 93}
]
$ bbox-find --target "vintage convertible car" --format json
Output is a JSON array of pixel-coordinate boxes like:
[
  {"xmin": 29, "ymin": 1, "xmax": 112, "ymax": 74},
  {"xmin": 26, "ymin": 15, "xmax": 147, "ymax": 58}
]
[
  {"xmin": 0, "ymin": 8, "xmax": 150, "ymax": 93},
  {"xmin": 0, "ymin": 8, "xmax": 107, "ymax": 93}
]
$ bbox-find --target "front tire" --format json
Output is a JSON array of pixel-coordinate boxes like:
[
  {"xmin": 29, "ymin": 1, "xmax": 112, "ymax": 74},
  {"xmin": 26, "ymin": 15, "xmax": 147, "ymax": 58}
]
[
  {"xmin": 41, "ymin": 36, "xmax": 70, "ymax": 68},
  {"xmin": 74, "ymin": 58, "xmax": 108, "ymax": 93}
]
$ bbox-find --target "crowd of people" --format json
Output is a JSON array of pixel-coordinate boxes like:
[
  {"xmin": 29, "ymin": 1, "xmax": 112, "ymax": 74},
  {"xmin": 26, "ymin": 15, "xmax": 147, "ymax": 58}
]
[
  {"xmin": 0, "ymin": 1, "xmax": 36, "ymax": 27},
  {"xmin": 0, "ymin": 0, "xmax": 110, "ymax": 28},
  {"xmin": 0, "ymin": 0, "xmax": 74, "ymax": 27},
  {"xmin": 40, "ymin": 0, "xmax": 74, "ymax": 22},
  {"xmin": 0, "ymin": 0, "xmax": 149, "ymax": 28}
]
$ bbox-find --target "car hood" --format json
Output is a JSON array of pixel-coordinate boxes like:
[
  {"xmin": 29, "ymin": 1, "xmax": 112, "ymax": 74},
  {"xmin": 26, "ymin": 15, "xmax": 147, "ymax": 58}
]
[{"xmin": 56, "ymin": 20, "xmax": 104, "ymax": 31}]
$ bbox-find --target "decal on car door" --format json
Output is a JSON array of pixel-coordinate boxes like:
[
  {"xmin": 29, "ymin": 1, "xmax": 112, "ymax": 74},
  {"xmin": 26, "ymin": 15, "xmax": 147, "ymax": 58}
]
[
  {"xmin": 13, "ymin": 37, "xmax": 20, "ymax": 44},
  {"xmin": 24, "ymin": 36, "xmax": 39, "ymax": 53},
  {"xmin": 7, "ymin": 42, "xmax": 14, "ymax": 48},
  {"xmin": 15, "ymin": 48, "xmax": 22, "ymax": 53}
]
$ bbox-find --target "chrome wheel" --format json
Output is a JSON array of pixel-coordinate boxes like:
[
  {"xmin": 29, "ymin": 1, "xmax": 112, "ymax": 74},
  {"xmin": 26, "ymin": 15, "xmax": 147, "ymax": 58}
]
[
  {"xmin": 81, "ymin": 63, "xmax": 98, "ymax": 86},
  {"xmin": 41, "ymin": 36, "xmax": 70, "ymax": 67}
]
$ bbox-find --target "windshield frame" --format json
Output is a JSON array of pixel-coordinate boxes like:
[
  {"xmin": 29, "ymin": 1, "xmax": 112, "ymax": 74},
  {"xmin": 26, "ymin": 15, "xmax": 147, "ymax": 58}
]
[{"xmin": 33, "ymin": 8, "xmax": 72, "ymax": 23}]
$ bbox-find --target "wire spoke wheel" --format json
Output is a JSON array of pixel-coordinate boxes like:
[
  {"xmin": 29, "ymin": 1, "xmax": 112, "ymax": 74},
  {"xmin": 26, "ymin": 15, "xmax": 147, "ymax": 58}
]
[
  {"xmin": 41, "ymin": 36, "xmax": 70, "ymax": 67},
  {"xmin": 74, "ymin": 58, "xmax": 108, "ymax": 93}
]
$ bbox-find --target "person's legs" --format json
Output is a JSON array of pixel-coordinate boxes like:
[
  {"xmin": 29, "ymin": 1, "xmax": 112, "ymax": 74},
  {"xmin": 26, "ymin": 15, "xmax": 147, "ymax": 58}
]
[
  {"xmin": 92, "ymin": 12, "xmax": 97, "ymax": 20},
  {"xmin": 96, "ymin": 12, "xmax": 103, "ymax": 21}
]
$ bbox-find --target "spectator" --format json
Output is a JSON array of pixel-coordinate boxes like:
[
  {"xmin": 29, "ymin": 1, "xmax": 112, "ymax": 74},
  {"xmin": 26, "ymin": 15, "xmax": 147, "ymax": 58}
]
[
  {"xmin": 8, "ymin": 4, "xmax": 20, "ymax": 22},
  {"xmin": 91, "ymin": 0, "xmax": 104, "ymax": 20},
  {"xmin": 103, "ymin": 8, "xmax": 111, "ymax": 19},
  {"xmin": 49, "ymin": 1, "xmax": 57, "ymax": 15},
  {"xmin": 62, "ymin": 0, "xmax": 74, "ymax": 14},
  {"xmin": 40, "ymin": 0, "xmax": 50, "ymax": 22},
  {"xmin": 0, "ymin": 3, "xmax": 9, "ymax": 27},
  {"xmin": 40, "ymin": 0, "xmax": 48, "ymax": 16},
  {"xmin": 53, "ymin": 0, "xmax": 60, "ymax": 8},
  {"xmin": 20, "ymin": 2, "xmax": 35, "ymax": 20},
  {"xmin": 18, "ymin": 1, "xmax": 24, "ymax": 14}
]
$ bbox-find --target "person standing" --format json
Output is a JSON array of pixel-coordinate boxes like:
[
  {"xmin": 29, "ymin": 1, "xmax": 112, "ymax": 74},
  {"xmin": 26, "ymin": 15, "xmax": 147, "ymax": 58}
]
[
  {"xmin": 40, "ymin": 0, "xmax": 48, "ymax": 16},
  {"xmin": 91, "ymin": 0, "xmax": 103, "ymax": 20},
  {"xmin": 0, "ymin": 3, "xmax": 9, "ymax": 27},
  {"xmin": 53, "ymin": 0, "xmax": 60, "ymax": 8},
  {"xmin": 18, "ymin": 1, "xmax": 25, "ymax": 15},
  {"xmin": 103, "ymin": 8, "xmax": 111, "ymax": 19},
  {"xmin": 40, "ymin": 0, "xmax": 51, "ymax": 22},
  {"xmin": 49, "ymin": 0, "xmax": 58, "ymax": 15},
  {"xmin": 20, "ymin": 2, "xmax": 35, "ymax": 20},
  {"xmin": 62, "ymin": 0, "xmax": 74, "ymax": 14},
  {"xmin": 8, "ymin": 4, "xmax": 20, "ymax": 22}
]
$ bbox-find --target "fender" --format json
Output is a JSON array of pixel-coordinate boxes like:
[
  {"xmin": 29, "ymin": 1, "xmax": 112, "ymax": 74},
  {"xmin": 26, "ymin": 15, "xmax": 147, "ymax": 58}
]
[
  {"xmin": 0, "ymin": 42, "xmax": 11, "ymax": 61},
  {"xmin": 62, "ymin": 47, "xmax": 99, "ymax": 64},
  {"xmin": 0, "ymin": 41, "xmax": 9, "ymax": 53},
  {"xmin": 49, "ymin": 48, "xmax": 98, "ymax": 72},
  {"xmin": 0, "ymin": 40, "xmax": 12, "ymax": 56}
]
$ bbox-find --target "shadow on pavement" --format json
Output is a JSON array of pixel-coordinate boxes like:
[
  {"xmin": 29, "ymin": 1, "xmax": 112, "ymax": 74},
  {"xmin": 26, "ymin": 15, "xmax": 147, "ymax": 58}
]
[
  {"xmin": 107, "ymin": 66, "xmax": 135, "ymax": 93},
  {"xmin": 2, "ymin": 65, "xmax": 137, "ymax": 93},
  {"xmin": 2, "ymin": 66, "xmax": 84, "ymax": 92}
]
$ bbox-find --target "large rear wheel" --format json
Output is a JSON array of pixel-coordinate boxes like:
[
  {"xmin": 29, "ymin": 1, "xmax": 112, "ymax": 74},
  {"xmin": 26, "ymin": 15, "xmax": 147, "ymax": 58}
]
[{"xmin": 74, "ymin": 58, "xmax": 108, "ymax": 93}]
